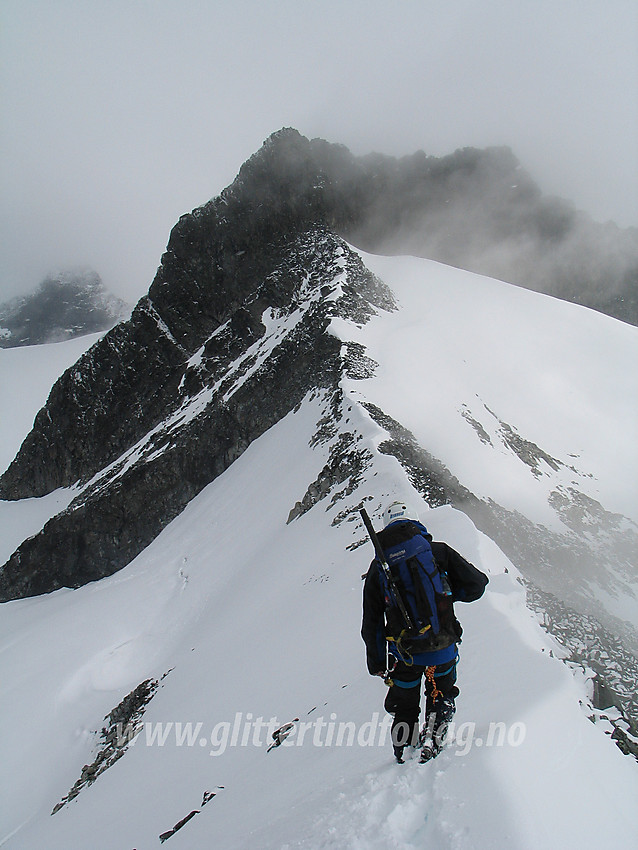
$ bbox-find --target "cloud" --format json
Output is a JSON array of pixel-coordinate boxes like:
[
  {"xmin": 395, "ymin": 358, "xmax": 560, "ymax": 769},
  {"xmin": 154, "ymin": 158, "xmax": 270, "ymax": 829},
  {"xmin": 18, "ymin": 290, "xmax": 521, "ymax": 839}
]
[{"xmin": 1, "ymin": 0, "xmax": 636, "ymax": 304}]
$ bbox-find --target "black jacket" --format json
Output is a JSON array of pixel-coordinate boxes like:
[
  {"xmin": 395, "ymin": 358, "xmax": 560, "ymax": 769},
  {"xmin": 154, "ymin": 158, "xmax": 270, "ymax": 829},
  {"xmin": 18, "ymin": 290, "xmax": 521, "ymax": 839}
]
[{"xmin": 361, "ymin": 530, "xmax": 489, "ymax": 675}]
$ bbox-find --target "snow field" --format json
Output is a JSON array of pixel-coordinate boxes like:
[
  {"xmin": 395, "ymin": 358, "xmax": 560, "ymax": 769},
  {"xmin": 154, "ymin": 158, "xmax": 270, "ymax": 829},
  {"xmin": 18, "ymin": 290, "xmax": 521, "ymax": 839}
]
[{"xmin": 343, "ymin": 249, "xmax": 638, "ymax": 526}]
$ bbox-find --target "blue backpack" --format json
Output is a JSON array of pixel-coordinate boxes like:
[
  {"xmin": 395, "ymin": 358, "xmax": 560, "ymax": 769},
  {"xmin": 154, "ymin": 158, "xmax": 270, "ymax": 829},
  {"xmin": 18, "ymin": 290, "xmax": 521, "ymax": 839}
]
[{"xmin": 376, "ymin": 521, "xmax": 457, "ymax": 654}]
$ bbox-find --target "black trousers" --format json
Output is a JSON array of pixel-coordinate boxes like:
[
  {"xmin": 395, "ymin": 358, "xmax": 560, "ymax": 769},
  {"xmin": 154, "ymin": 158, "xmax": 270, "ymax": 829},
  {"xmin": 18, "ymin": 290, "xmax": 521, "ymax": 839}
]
[{"xmin": 383, "ymin": 657, "xmax": 459, "ymax": 748}]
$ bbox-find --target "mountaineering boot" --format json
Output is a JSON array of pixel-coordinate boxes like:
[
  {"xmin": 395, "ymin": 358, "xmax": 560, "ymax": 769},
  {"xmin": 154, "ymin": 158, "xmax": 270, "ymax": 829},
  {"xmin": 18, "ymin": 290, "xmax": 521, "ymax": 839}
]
[
  {"xmin": 393, "ymin": 745, "xmax": 405, "ymax": 764},
  {"xmin": 419, "ymin": 697, "xmax": 456, "ymax": 763},
  {"xmin": 418, "ymin": 711, "xmax": 438, "ymax": 763},
  {"xmin": 417, "ymin": 715, "xmax": 433, "ymax": 749},
  {"xmin": 419, "ymin": 740, "xmax": 439, "ymax": 763},
  {"xmin": 435, "ymin": 696, "xmax": 456, "ymax": 727},
  {"xmin": 431, "ymin": 696, "xmax": 456, "ymax": 751}
]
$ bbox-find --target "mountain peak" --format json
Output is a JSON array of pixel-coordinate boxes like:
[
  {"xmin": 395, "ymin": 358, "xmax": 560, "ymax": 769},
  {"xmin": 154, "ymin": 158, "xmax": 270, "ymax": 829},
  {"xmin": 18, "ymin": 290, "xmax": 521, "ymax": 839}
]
[{"xmin": 0, "ymin": 129, "xmax": 636, "ymax": 602}]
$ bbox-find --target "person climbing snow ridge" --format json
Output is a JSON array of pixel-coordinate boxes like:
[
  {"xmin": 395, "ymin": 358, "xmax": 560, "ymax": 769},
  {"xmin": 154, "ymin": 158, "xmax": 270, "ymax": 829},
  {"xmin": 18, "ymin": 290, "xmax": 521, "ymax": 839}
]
[{"xmin": 360, "ymin": 500, "xmax": 488, "ymax": 763}]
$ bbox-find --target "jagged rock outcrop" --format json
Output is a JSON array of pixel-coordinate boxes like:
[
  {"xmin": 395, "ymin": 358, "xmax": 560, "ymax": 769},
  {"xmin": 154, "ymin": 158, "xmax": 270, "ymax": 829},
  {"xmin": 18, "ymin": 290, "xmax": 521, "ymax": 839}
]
[
  {"xmin": 0, "ymin": 226, "xmax": 393, "ymax": 598},
  {"xmin": 52, "ymin": 677, "xmax": 163, "ymax": 814},
  {"xmin": 0, "ymin": 268, "xmax": 129, "ymax": 347}
]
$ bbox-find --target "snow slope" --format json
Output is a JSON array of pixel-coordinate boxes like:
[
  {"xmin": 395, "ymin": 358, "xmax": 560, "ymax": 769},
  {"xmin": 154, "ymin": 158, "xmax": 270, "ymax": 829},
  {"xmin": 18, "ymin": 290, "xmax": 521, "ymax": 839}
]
[
  {"xmin": 344, "ymin": 251, "xmax": 637, "ymax": 526},
  {"xmin": 1, "ymin": 260, "xmax": 637, "ymax": 848}
]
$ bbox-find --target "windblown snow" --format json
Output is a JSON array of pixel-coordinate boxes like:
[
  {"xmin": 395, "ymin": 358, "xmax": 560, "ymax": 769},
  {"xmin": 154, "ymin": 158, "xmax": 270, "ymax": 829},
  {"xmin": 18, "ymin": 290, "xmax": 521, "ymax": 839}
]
[
  {"xmin": 0, "ymin": 255, "xmax": 637, "ymax": 849},
  {"xmin": 343, "ymin": 251, "xmax": 637, "ymax": 526}
]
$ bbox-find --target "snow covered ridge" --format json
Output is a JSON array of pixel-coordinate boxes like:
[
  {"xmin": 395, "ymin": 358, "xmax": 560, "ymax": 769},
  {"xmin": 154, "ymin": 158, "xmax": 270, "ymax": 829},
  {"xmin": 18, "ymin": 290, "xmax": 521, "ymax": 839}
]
[
  {"xmin": 1, "ymin": 386, "xmax": 637, "ymax": 848},
  {"xmin": 334, "ymin": 249, "xmax": 638, "ymax": 728},
  {"xmin": 341, "ymin": 250, "xmax": 638, "ymax": 578},
  {"xmin": 0, "ymin": 125, "xmax": 635, "ymax": 610},
  {"xmin": 0, "ymin": 233, "xmax": 636, "ymax": 717}
]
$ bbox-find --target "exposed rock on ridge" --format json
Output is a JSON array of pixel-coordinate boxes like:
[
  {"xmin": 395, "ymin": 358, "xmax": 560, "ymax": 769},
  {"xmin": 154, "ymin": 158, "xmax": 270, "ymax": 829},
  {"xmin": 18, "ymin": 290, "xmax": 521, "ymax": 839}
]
[
  {"xmin": 2, "ymin": 127, "xmax": 635, "ymax": 500},
  {"xmin": 0, "ymin": 229, "xmax": 393, "ymax": 599}
]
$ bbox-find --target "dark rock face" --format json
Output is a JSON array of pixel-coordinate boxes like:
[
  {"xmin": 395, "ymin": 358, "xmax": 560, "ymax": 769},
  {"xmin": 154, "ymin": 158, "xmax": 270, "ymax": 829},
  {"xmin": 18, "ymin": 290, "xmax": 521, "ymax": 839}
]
[
  {"xmin": 0, "ymin": 268, "xmax": 129, "ymax": 348},
  {"xmin": 524, "ymin": 582, "xmax": 638, "ymax": 760},
  {"xmin": 0, "ymin": 228, "xmax": 392, "ymax": 599}
]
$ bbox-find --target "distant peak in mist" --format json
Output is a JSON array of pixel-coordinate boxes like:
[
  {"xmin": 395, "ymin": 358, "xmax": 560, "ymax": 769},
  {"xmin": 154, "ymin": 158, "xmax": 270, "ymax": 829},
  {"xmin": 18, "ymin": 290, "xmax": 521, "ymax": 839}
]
[{"xmin": 0, "ymin": 267, "xmax": 130, "ymax": 348}]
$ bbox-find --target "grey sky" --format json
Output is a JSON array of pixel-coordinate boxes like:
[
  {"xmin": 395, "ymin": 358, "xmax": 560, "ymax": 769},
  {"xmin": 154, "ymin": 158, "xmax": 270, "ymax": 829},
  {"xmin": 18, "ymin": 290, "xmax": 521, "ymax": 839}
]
[{"xmin": 1, "ymin": 0, "xmax": 637, "ymax": 304}]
